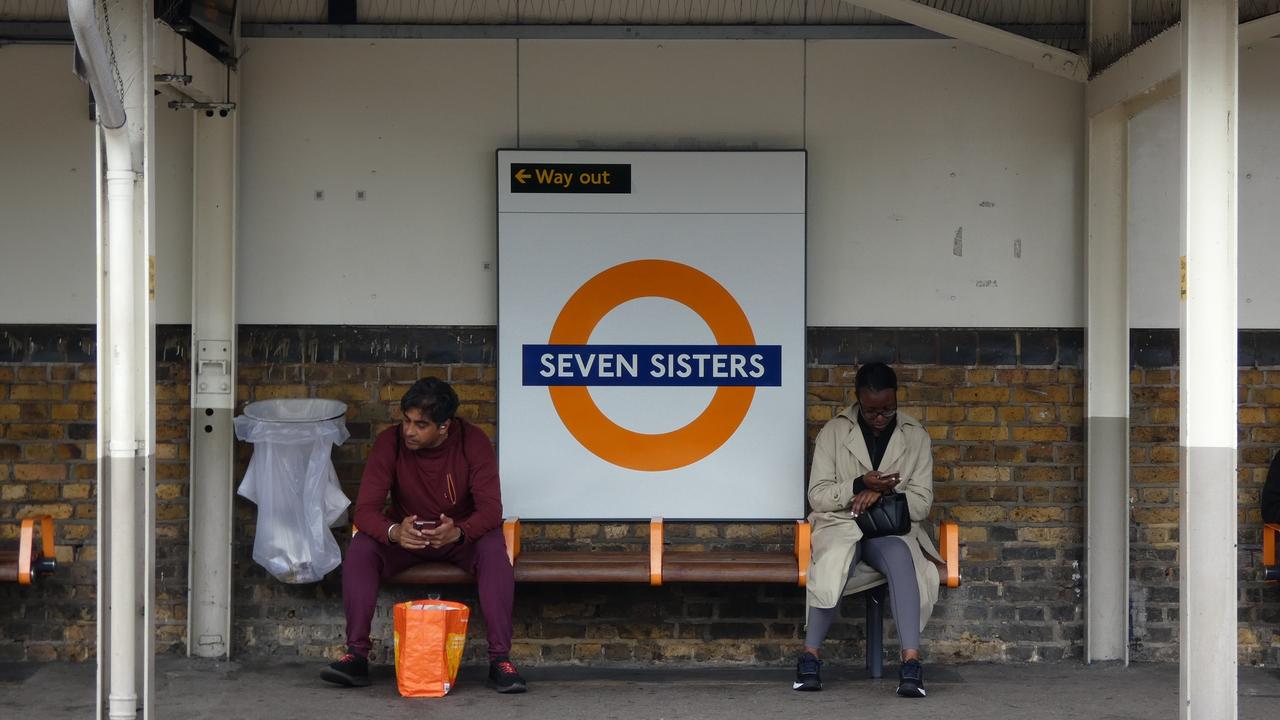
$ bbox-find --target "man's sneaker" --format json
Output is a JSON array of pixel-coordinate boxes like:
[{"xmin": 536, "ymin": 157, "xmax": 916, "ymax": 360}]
[
  {"xmin": 896, "ymin": 658, "xmax": 926, "ymax": 697},
  {"xmin": 320, "ymin": 651, "xmax": 370, "ymax": 687},
  {"xmin": 488, "ymin": 657, "xmax": 527, "ymax": 693},
  {"xmin": 792, "ymin": 651, "xmax": 822, "ymax": 691}
]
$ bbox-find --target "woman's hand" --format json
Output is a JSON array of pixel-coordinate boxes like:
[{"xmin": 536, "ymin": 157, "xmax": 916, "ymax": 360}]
[
  {"xmin": 850, "ymin": 489, "xmax": 883, "ymax": 516},
  {"xmin": 863, "ymin": 471, "xmax": 901, "ymax": 493}
]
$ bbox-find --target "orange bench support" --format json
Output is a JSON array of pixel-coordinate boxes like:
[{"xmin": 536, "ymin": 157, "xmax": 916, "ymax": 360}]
[{"xmin": 0, "ymin": 516, "xmax": 57, "ymax": 585}]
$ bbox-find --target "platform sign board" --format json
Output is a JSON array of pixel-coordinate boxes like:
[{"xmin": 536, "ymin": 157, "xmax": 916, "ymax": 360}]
[{"xmin": 497, "ymin": 150, "xmax": 805, "ymax": 519}]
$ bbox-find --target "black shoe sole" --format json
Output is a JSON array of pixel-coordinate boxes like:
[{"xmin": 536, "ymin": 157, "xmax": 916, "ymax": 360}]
[
  {"xmin": 895, "ymin": 685, "xmax": 925, "ymax": 698},
  {"xmin": 491, "ymin": 680, "xmax": 527, "ymax": 694},
  {"xmin": 320, "ymin": 668, "xmax": 371, "ymax": 687},
  {"xmin": 792, "ymin": 679, "xmax": 822, "ymax": 691}
]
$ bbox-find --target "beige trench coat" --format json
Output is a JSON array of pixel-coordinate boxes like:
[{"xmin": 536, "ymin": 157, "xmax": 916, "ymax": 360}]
[{"xmin": 806, "ymin": 405, "xmax": 943, "ymax": 633}]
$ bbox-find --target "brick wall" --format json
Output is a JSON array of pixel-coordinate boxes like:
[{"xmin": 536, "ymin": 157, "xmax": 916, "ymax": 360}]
[{"xmin": 3, "ymin": 325, "xmax": 1279, "ymax": 666}]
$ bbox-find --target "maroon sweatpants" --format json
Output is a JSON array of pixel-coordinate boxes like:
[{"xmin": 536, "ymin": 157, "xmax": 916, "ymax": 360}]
[{"xmin": 342, "ymin": 528, "xmax": 514, "ymax": 660}]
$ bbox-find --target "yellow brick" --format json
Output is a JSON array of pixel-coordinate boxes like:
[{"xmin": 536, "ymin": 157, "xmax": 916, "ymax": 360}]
[
  {"xmin": 925, "ymin": 406, "xmax": 966, "ymax": 423},
  {"xmin": 1010, "ymin": 506, "xmax": 1064, "ymax": 523},
  {"xmin": 956, "ymin": 466, "xmax": 1011, "ymax": 483},
  {"xmin": 966, "ymin": 407, "xmax": 996, "ymax": 423},
  {"xmin": 10, "ymin": 385, "xmax": 64, "ymax": 401},
  {"xmin": 1014, "ymin": 386, "xmax": 1071, "ymax": 403},
  {"xmin": 807, "ymin": 404, "xmax": 834, "ymax": 422},
  {"xmin": 926, "ymin": 426, "xmax": 949, "ymax": 441},
  {"xmin": 1011, "ymin": 426, "xmax": 1068, "ymax": 442},
  {"xmin": 919, "ymin": 368, "xmax": 966, "ymax": 384},
  {"xmin": 1133, "ymin": 508, "xmax": 1180, "ymax": 525},
  {"xmin": 156, "ymin": 483, "xmax": 184, "ymax": 500},
  {"xmin": 0, "ymin": 404, "xmax": 20, "ymax": 420},
  {"xmin": 50, "ymin": 404, "xmax": 79, "ymax": 420},
  {"xmin": 454, "ymin": 384, "xmax": 496, "ymax": 401},
  {"xmin": 948, "ymin": 506, "xmax": 1007, "ymax": 523},
  {"xmin": 959, "ymin": 526, "xmax": 988, "ymax": 543},
  {"xmin": 68, "ymin": 383, "xmax": 96, "ymax": 401},
  {"xmin": 1017, "ymin": 527, "xmax": 1079, "ymax": 544},
  {"xmin": 19, "ymin": 503, "xmax": 73, "ymax": 519},
  {"xmin": 953, "ymin": 426, "xmax": 1008, "ymax": 441},
  {"xmin": 1026, "ymin": 405, "xmax": 1056, "ymax": 423},
  {"xmin": 999, "ymin": 407, "xmax": 1026, "ymax": 423},
  {"xmin": 953, "ymin": 387, "xmax": 1010, "ymax": 404},
  {"xmin": 2, "ymin": 484, "xmax": 27, "ymax": 500},
  {"xmin": 254, "ymin": 385, "xmax": 308, "ymax": 400},
  {"xmin": 14, "ymin": 464, "xmax": 67, "ymax": 481},
  {"xmin": 62, "ymin": 484, "xmax": 92, "ymax": 500},
  {"xmin": 29, "ymin": 485, "xmax": 58, "ymax": 500}
]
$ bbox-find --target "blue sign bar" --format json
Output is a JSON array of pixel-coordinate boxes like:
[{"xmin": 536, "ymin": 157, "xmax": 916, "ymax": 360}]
[{"xmin": 522, "ymin": 344, "xmax": 782, "ymax": 387}]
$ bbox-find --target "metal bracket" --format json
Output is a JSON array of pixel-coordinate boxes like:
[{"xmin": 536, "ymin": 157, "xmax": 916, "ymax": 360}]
[
  {"xmin": 194, "ymin": 340, "xmax": 233, "ymax": 408},
  {"xmin": 168, "ymin": 100, "xmax": 237, "ymax": 116}
]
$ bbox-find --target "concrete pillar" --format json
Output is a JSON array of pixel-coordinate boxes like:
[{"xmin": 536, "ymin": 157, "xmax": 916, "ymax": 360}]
[
  {"xmin": 1179, "ymin": 1, "xmax": 1238, "ymax": 719},
  {"xmin": 1085, "ymin": 103, "xmax": 1129, "ymax": 663}
]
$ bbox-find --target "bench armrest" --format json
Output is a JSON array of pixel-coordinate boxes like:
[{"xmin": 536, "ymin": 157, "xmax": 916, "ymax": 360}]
[
  {"xmin": 503, "ymin": 517, "xmax": 521, "ymax": 566},
  {"xmin": 19, "ymin": 515, "xmax": 55, "ymax": 585},
  {"xmin": 795, "ymin": 520, "xmax": 811, "ymax": 588},
  {"xmin": 938, "ymin": 520, "xmax": 961, "ymax": 588}
]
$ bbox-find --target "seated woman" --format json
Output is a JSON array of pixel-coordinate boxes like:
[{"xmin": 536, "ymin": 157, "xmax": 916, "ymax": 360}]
[{"xmin": 795, "ymin": 362, "xmax": 943, "ymax": 698}]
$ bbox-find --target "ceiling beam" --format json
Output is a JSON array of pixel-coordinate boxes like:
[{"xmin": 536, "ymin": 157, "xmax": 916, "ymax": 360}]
[
  {"xmin": 1241, "ymin": 12, "xmax": 1280, "ymax": 46},
  {"xmin": 1088, "ymin": 12, "xmax": 1278, "ymax": 117},
  {"xmin": 1086, "ymin": 24, "xmax": 1181, "ymax": 116},
  {"xmin": 839, "ymin": 0, "xmax": 1088, "ymax": 81}
]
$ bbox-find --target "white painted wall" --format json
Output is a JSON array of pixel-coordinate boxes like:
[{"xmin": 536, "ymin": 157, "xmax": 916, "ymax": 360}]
[
  {"xmin": 237, "ymin": 39, "xmax": 516, "ymax": 325},
  {"xmin": 1129, "ymin": 40, "xmax": 1280, "ymax": 329},
  {"xmin": 0, "ymin": 45, "xmax": 193, "ymax": 324},
  {"xmin": 4, "ymin": 37, "xmax": 1277, "ymax": 328},
  {"xmin": 806, "ymin": 41, "xmax": 1085, "ymax": 327}
]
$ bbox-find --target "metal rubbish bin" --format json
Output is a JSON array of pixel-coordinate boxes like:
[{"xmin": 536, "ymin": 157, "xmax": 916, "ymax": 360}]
[{"xmin": 234, "ymin": 399, "xmax": 350, "ymax": 583}]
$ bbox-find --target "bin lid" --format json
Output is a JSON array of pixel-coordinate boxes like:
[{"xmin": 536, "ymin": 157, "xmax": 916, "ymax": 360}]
[{"xmin": 242, "ymin": 399, "xmax": 348, "ymax": 423}]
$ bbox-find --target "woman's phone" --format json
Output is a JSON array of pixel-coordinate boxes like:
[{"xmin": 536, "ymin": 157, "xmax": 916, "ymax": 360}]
[{"xmin": 412, "ymin": 519, "xmax": 438, "ymax": 531}]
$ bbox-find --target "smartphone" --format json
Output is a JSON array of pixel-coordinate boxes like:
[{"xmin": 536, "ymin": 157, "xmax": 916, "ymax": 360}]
[{"xmin": 412, "ymin": 520, "xmax": 438, "ymax": 531}]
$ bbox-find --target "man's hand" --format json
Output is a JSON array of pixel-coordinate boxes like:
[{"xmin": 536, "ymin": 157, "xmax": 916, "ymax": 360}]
[
  {"xmin": 391, "ymin": 514, "xmax": 429, "ymax": 550},
  {"xmin": 420, "ymin": 514, "xmax": 463, "ymax": 548},
  {"xmin": 863, "ymin": 471, "xmax": 901, "ymax": 493},
  {"xmin": 850, "ymin": 489, "xmax": 883, "ymax": 516}
]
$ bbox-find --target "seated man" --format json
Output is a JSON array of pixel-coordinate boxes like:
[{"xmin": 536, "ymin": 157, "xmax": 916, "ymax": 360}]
[{"xmin": 321, "ymin": 377, "xmax": 526, "ymax": 693}]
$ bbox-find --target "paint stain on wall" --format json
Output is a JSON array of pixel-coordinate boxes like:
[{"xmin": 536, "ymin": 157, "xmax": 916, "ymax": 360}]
[{"xmin": 953, "ymin": 227, "xmax": 963, "ymax": 257}]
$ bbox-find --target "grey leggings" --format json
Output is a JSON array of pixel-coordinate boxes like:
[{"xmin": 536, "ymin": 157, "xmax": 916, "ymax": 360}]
[{"xmin": 804, "ymin": 536, "xmax": 921, "ymax": 652}]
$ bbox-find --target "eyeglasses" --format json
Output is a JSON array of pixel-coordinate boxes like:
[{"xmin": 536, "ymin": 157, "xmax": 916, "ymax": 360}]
[{"xmin": 861, "ymin": 407, "xmax": 897, "ymax": 420}]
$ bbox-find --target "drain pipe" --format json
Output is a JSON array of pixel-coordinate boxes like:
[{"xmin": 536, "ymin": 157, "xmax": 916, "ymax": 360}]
[{"xmin": 68, "ymin": 2, "xmax": 138, "ymax": 720}]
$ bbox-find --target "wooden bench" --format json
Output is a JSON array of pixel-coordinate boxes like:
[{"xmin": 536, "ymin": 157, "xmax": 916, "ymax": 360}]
[
  {"xmin": 0, "ymin": 516, "xmax": 57, "ymax": 585},
  {"xmin": 378, "ymin": 517, "xmax": 961, "ymax": 675}
]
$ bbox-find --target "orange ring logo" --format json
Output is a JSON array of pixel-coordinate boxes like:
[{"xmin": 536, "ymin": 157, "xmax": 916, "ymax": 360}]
[{"xmin": 547, "ymin": 259, "xmax": 756, "ymax": 471}]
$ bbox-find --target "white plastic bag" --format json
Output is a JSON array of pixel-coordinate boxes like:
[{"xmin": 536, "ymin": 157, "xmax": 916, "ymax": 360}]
[{"xmin": 234, "ymin": 399, "xmax": 351, "ymax": 583}]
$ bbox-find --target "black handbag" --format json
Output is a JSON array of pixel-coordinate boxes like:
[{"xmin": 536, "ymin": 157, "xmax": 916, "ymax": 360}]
[{"xmin": 854, "ymin": 491, "xmax": 910, "ymax": 538}]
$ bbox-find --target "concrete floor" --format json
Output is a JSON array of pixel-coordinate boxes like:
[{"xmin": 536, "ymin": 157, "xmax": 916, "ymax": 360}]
[{"xmin": 3, "ymin": 658, "xmax": 1280, "ymax": 719}]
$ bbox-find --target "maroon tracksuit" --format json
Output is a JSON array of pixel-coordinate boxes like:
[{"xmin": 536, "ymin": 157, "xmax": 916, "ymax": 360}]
[{"xmin": 343, "ymin": 419, "xmax": 513, "ymax": 659}]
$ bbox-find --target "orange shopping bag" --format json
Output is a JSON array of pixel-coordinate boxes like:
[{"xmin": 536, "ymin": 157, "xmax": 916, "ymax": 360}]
[{"xmin": 392, "ymin": 599, "xmax": 470, "ymax": 697}]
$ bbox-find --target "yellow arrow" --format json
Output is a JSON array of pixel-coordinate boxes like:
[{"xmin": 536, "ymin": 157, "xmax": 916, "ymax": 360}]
[{"xmin": 514, "ymin": 168, "xmax": 531, "ymax": 184}]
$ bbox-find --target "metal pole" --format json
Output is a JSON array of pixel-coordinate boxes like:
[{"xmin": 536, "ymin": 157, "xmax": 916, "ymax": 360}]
[
  {"xmin": 188, "ymin": 101, "xmax": 238, "ymax": 659},
  {"xmin": 1085, "ymin": 102, "xmax": 1130, "ymax": 663},
  {"xmin": 1179, "ymin": 1, "xmax": 1238, "ymax": 718}
]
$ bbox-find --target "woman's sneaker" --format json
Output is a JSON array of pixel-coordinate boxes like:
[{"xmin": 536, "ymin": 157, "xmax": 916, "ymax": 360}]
[
  {"xmin": 320, "ymin": 651, "xmax": 370, "ymax": 687},
  {"xmin": 896, "ymin": 659, "xmax": 926, "ymax": 697},
  {"xmin": 792, "ymin": 651, "xmax": 822, "ymax": 691}
]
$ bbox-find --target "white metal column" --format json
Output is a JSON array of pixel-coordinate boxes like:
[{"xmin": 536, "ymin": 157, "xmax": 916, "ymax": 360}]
[
  {"xmin": 1179, "ymin": 1, "xmax": 1239, "ymax": 718},
  {"xmin": 1085, "ymin": 102, "xmax": 1130, "ymax": 664},
  {"xmin": 188, "ymin": 97, "xmax": 239, "ymax": 659},
  {"xmin": 88, "ymin": 1, "xmax": 155, "ymax": 719}
]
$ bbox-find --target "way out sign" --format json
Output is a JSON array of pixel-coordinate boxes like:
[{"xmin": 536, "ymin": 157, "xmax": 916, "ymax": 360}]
[
  {"xmin": 497, "ymin": 150, "xmax": 806, "ymax": 520},
  {"xmin": 510, "ymin": 163, "xmax": 632, "ymax": 194}
]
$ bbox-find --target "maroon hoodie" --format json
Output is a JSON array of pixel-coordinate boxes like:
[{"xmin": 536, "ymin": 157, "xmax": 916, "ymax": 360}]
[{"xmin": 353, "ymin": 418, "xmax": 503, "ymax": 545}]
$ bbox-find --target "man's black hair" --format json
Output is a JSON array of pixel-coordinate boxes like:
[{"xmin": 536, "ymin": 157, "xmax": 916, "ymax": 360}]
[
  {"xmin": 400, "ymin": 377, "xmax": 460, "ymax": 424},
  {"xmin": 854, "ymin": 362, "xmax": 898, "ymax": 393}
]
